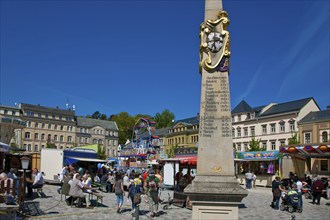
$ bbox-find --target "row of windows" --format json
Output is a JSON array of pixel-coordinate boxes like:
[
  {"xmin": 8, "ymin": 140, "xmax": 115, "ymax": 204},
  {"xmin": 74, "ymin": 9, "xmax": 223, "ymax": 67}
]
[
  {"xmin": 2, "ymin": 110, "xmax": 19, "ymax": 116},
  {"xmin": 235, "ymin": 139, "xmax": 286, "ymax": 151},
  {"xmin": 78, "ymin": 137, "xmax": 117, "ymax": 146},
  {"xmin": 26, "ymin": 121, "xmax": 74, "ymax": 131},
  {"xmin": 25, "ymin": 111, "xmax": 73, "ymax": 121},
  {"xmin": 233, "ymin": 121, "xmax": 295, "ymax": 138},
  {"xmin": 24, "ymin": 132, "xmax": 73, "ymax": 142},
  {"xmin": 303, "ymin": 131, "xmax": 329, "ymax": 144},
  {"xmin": 167, "ymin": 135, "xmax": 199, "ymax": 145},
  {"xmin": 79, "ymin": 127, "xmax": 118, "ymax": 137}
]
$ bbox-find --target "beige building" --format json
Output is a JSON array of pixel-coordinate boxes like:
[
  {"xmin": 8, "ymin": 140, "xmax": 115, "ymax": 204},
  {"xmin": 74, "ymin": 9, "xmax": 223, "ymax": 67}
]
[
  {"xmin": 76, "ymin": 116, "xmax": 119, "ymax": 157},
  {"xmin": 298, "ymin": 109, "xmax": 330, "ymax": 176},
  {"xmin": 164, "ymin": 114, "xmax": 199, "ymax": 155},
  {"xmin": 0, "ymin": 105, "xmax": 26, "ymax": 146},
  {"xmin": 231, "ymin": 97, "xmax": 320, "ymax": 152},
  {"xmin": 20, "ymin": 103, "xmax": 76, "ymax": 151}
]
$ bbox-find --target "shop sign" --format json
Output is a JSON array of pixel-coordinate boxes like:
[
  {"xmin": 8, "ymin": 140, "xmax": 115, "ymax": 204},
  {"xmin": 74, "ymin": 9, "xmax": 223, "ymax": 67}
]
[{"xmin": 238, "ymin": 151, "xmax": 278, "ymax": 160}]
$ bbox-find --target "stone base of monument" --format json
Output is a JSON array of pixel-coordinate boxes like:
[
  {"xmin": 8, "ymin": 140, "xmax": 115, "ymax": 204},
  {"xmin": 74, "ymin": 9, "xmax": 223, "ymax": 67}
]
[{"xmin": 184, "ymin": 175, "xmax": 248, "ymax": 220}]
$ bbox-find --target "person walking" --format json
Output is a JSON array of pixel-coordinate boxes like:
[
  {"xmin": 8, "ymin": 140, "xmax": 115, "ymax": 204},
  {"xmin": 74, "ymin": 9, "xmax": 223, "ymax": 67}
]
[
  {"xmin": 128, "ymin": 173, "xmax": 142, "ymax": 214},
  {"xmin": 114, "ymin": 172, "xmax": 125, "ymax": 213},
  {"xmin": 312, "ymin": 176, "xmax": 324, "ymax": 205},
  {"xmin": 144, "ymin": 170, "xmax": 160, "ymax": 218},
  {"xmin": 272, "ymin": 176, "xmax": 282, "ymax": 210},
  {"xmin": 294, "ymin": 176, "xmax": 303, "ymax": 210},
  {"xmin": 252, "ymin": 173, "xmax": 257, "ymax": 188},
  {"xmin": 245, "ymin": 170, "xmax": 253, "ymax": 189}
]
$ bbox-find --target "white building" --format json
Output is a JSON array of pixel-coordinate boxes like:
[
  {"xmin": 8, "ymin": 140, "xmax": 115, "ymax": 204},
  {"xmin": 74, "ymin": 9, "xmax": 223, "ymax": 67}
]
[{"xmin": 231, "ymin": 97, "xmax": 320, "ymax": 152}]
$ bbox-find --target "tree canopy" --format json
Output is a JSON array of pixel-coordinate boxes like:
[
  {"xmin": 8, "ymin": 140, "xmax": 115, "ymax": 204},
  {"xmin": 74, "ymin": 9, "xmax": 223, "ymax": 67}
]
[{"xmin": 154, "ymin": 109, "xmax": 175, "ymax": 129}]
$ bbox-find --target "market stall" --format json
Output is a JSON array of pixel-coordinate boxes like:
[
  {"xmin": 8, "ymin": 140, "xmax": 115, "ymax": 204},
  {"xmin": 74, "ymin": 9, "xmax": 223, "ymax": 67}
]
[
  {"xmin": 280, "ymin": 144, "xmax": 330, "ymax": 179},
  {"xmin": 158, "ymin": 155, "xmax": 197, "ymax": 209},
  {"xmin": 235, "ymin": 150, "xmax": 280, "ymax": 187}
]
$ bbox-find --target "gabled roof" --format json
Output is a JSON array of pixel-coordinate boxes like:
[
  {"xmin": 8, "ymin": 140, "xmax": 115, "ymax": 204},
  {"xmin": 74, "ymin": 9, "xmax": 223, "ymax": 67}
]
[
  {"xmin": 76, "ymin": 116, "xmax": 118, "ymax": 130},
  {"xmin": 232, "ymin": 100, "xmax": 253, "ymax": 114},
  {"xmin": 299, "ymin": 109, "xmax": 330, "ymax": 124},
  {"xmin": 174, "ymin": 116, "xmax": 199, "ymax": 126},
  {"xmin": 260, "ymin": 97, "xmax": 315, "ymax": 117}
]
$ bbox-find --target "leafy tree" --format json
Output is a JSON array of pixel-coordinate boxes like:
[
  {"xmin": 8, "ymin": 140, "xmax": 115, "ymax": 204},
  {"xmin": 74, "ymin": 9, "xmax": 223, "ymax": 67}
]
[
  {"xmin": 110, "ymin": 112, "xmax": 135, "ymax": 145},
  {"xmin": 166, "ymin": 144, "xmax": 178, "ymax": 158},
  {"xmin": 154, "ymin": 109, "xmax": 175, "ymax": 129},
  {"xmin": 248, "ymin": 137, "xmax": 262, "ymax": 151},
  {"xmin": 87, "ymin": 111, "xmax": 108, "ymax": 120},
  {"xmin": 98, "ymin": 144, "xmax": 106, "ymax": 160},
  {"xmin": 46, "ymin": 142, "xmax": 57, "ymax": 149},
  {"xmin": 288, "ymin": 132, "xmax": 300, "ymax": 145}
]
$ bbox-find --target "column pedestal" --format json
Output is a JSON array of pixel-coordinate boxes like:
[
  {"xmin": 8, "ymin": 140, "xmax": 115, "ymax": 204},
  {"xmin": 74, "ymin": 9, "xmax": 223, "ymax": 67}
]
[{"xmin": 185, "ymin": 175, "xmax": 247, "ymax": 220}]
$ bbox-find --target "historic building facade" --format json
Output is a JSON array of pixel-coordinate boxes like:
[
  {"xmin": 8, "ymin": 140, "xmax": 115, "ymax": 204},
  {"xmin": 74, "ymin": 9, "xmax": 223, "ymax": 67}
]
[
  {"xmin": 298, "ymin": 108, "xmax": 330, "ymax": 175},
  {"xmin": 231, "ymin": 97, "xmax": 320, "ymax": 152},
  {"xmin": 75, "ymin": 116, "xmax": 119, "ymax": 157},
  {"xmin": 20, "ymin": 103, "xmax": 76, "ymax": 151}
]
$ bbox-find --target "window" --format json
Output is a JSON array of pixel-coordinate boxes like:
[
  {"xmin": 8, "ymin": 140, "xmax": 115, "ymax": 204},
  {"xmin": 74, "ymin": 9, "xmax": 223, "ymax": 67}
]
[
  {"xmin": 237, "ymin": 143, "xmax": 241, "ymax": 151},
  {"xmin": 38, "ymin": 112, "xmax": 42, "ymax": 118},
  {"xmin": 25, "ymin": 132, "xmax": 31, "ymax": 139},
  {"xmin": 262, "ymin": 142, "xmax": 267, "ymax": 150},
  {"xmin": 35, "ymin": 122, "xmax": 39, "ymax": 128},
  {"xmin": 28, "ymin": 144, "xmax": 32, "ymax": 151},
  {"xmin": 244, "ymin": 143, "xmax": 248, "ymax": 151},
  {"xmin": 54, "ymin": 125, "xmax": 58, "ymax": 130},
  {"xmin": 271, "ymin": 141, "xmax": 276, "ymax": 150},
  {"xmin": 48, "ymin": 134, "xmax": 51, "ymax": 141},
  {"xmin": 27, "ymin": 111, "xmax": 34, "ymax": 116},
  {"xmin": 320, "ymin": 160, "xmax": 328, "ymax": 171},
  {"xmin": 60, "ymin": 125, "xmax": 64, "ymax": 131},
  {"xmin": 289, "ymin": 120, "xmax": 295, "ymax": 131},
  {"xmin": 45, "ymin": 114, "xmax": 49, "ymax": 118},
  {"xmin": 34, "ymin": 145, "xmax": 38, "ymax": 152},
  {"xmin": 41, "ymin": 133, "xmax": 45, "ymax": 140},
  {"xmin": 68, "ymin": 136, "xmax": 72, "ymax": 142},
  {"xmin": 93, "ymin": 139, "xmax": 97, "ymax": 144},
  {"xmin": 244, "ymin": 128, "xmax": 248, "ymax": 137},
  {"xmin": 250, "ymin": 127, "xmax": 255, "ymax": 137},
  {"xmin": 35, "ymin": 133, "xmax": 39, "ymax": 140},
  {"xmin": 60, "ymin": 135, "xmax": 64, "ymax": 142},
  {"xmin": 279, "ymin": 121, "xmax": 285, "ymax": 132},
  {"xmin": 48, "ymin": 124, "xmax": 51, "ymax": 129},
  {"xmin": 280, "ymin": 140, "xmax": 285, "ymax": 147},
  {"xmin": 42, "ymin": 123, "xmax": 45, "ymax": 129},
  {"xmin": 54, "ymin": 135, "xmax": 58, "ymax": 141},
  {"xmin": 85, "ymin": 138, "xmax": 88, "ymax": 143},
  {"xmin": 237, "ymin": 128, "xmax": 241, "ymax": 137},
  {"xmin": 26, "ymin": 121, "xmax": 31, "ymax": 127},
  {"xmin": 52, "ymin": 114, "xmax": 55, "ymax": 119},
  {"xmin": 270, "ymin": 124, "xmax": 276, "ymax": 134},
  {"xmin": 262, "ymin": 125, "xmax": 267, "ymax": 135},
  {"xmin": 232, "ymin": 129, "xmax": 235, "ymax": 138},
  {"xmin": 304, "ymin": 132, "xmax": 312, "ymax": 144},
  {"xmin": 321, "ymin": 131, "xmax": 328, "ymax": 142},
  {"xmin": 80, "ymin": 137, "xmax": 83, "ymax": 143}
]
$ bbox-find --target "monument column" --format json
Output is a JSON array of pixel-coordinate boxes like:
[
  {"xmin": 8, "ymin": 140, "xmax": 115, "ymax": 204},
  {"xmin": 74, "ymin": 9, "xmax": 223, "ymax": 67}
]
[{"xmin": 184, "ymin": 0, "xmax": 248, "ymax": 219}]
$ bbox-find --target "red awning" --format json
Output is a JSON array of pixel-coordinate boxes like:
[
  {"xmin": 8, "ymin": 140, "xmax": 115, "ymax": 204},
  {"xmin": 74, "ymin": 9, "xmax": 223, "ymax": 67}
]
[{"xmin": 174, "ymin": 156, "xmax": 197, "ymax": 165}]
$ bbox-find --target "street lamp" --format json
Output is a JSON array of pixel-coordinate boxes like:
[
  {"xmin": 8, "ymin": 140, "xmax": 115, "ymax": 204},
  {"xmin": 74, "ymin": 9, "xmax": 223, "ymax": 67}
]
[{"xmin": 20, "ymin": 156, "xmax": 30, "ymax": 200}]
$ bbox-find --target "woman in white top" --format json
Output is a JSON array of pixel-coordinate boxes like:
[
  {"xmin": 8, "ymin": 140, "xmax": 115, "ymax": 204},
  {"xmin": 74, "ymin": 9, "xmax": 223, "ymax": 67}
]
[{"xmin": 123, "ymin": 173, "xmax": 130, "ymax": 191}]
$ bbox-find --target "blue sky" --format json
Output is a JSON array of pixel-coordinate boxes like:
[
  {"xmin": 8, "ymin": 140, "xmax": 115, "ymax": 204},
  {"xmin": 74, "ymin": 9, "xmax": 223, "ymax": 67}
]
[{"xmin": 1, "ymin": 0, "xmax": 329, "ymax": 120}]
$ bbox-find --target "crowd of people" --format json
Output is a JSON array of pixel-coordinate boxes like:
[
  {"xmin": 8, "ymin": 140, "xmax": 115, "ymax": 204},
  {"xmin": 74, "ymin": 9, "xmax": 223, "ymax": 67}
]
[
  {"xmin": 270, "ymin": 173, "xmax": 330, "ymax": 212},
  {"xmin": 58, "ymin": 163, "xmax": 163, "ymax": 217}
]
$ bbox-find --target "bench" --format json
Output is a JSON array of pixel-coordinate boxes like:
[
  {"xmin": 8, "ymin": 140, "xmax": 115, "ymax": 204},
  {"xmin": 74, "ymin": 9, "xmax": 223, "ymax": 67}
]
[
  {"xmin": 89, "ymin": 192, "xmax": 104, "ymax": 207},
  {"xmin": 32, "ymin": 185, "xmax": 43, "ymax": 197}
]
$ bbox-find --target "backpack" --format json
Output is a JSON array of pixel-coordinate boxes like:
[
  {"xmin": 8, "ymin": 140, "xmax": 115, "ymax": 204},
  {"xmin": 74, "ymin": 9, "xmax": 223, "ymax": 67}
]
[{"xmin": 148, "ymin": 177, "xmax": 157, "ymax": 191}]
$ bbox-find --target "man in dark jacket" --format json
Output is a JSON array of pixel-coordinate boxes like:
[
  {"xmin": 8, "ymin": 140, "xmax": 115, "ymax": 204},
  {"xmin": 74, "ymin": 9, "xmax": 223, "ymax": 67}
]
[{"xmin": 312, "ymin": 176, "xmax": 324, "ymax": 205}]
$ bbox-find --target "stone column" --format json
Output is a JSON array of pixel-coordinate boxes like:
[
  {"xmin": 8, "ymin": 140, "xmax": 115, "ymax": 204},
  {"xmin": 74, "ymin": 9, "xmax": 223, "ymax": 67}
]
[{"xmin": 184, "ymin": 1, "xmax": 248, "ymax": 219}]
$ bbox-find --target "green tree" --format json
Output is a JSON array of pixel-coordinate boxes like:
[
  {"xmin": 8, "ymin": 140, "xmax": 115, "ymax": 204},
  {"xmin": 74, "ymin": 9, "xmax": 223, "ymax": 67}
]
[
  {"xmin": 166, "ymin": 144, "xmax": 178, "ymax": 158},
  {"xmin": 110, "ymin": 112, "xmax": 135, "ymax": 145},
  {"xmin": 87, "ymin": 111, "xmax": 107, "ymax": 120},
  {"xmin": 248, "ymin": 137, "xmax": 262, "ymax": 151},
  {"xmin": 97, "ymin": 144, "xmax": 106, "ymax": 160},
  {"xmin": 288, "ymin": 133, "xmax": 300, "ymax": 145},
  {"xmin": 154, "ymin": 109, "xmax": 175, "ymax": 129},
  {"xmin": 46, "ymin": 142, "xmax": 56, "ymax": 149}
]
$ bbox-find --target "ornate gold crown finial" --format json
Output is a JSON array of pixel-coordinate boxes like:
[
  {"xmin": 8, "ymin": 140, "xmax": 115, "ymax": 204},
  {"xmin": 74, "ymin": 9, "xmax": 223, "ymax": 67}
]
[{"xmin": 218, "ymin": 10, "xmax": 228, "ymax": 19}]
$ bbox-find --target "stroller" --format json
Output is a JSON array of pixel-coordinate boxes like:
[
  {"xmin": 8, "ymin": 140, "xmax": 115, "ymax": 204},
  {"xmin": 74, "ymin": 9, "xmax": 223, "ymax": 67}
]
[{"xmin": 280, "ymin": 189, "xmax": 302, "ymax": 213}]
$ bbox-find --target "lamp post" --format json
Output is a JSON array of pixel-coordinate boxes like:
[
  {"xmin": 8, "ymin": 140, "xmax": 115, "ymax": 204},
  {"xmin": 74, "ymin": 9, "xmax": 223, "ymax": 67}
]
[{"xmin": 20, "ymin": 156, "xmax": 30, "ymax": 201}]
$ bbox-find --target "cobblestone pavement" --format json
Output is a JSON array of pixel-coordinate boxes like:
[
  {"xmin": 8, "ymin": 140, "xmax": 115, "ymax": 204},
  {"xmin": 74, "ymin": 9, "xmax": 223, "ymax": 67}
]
[{"xmin": 21, "ymin": 184, "xmax": 329, "ymax": 220}]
